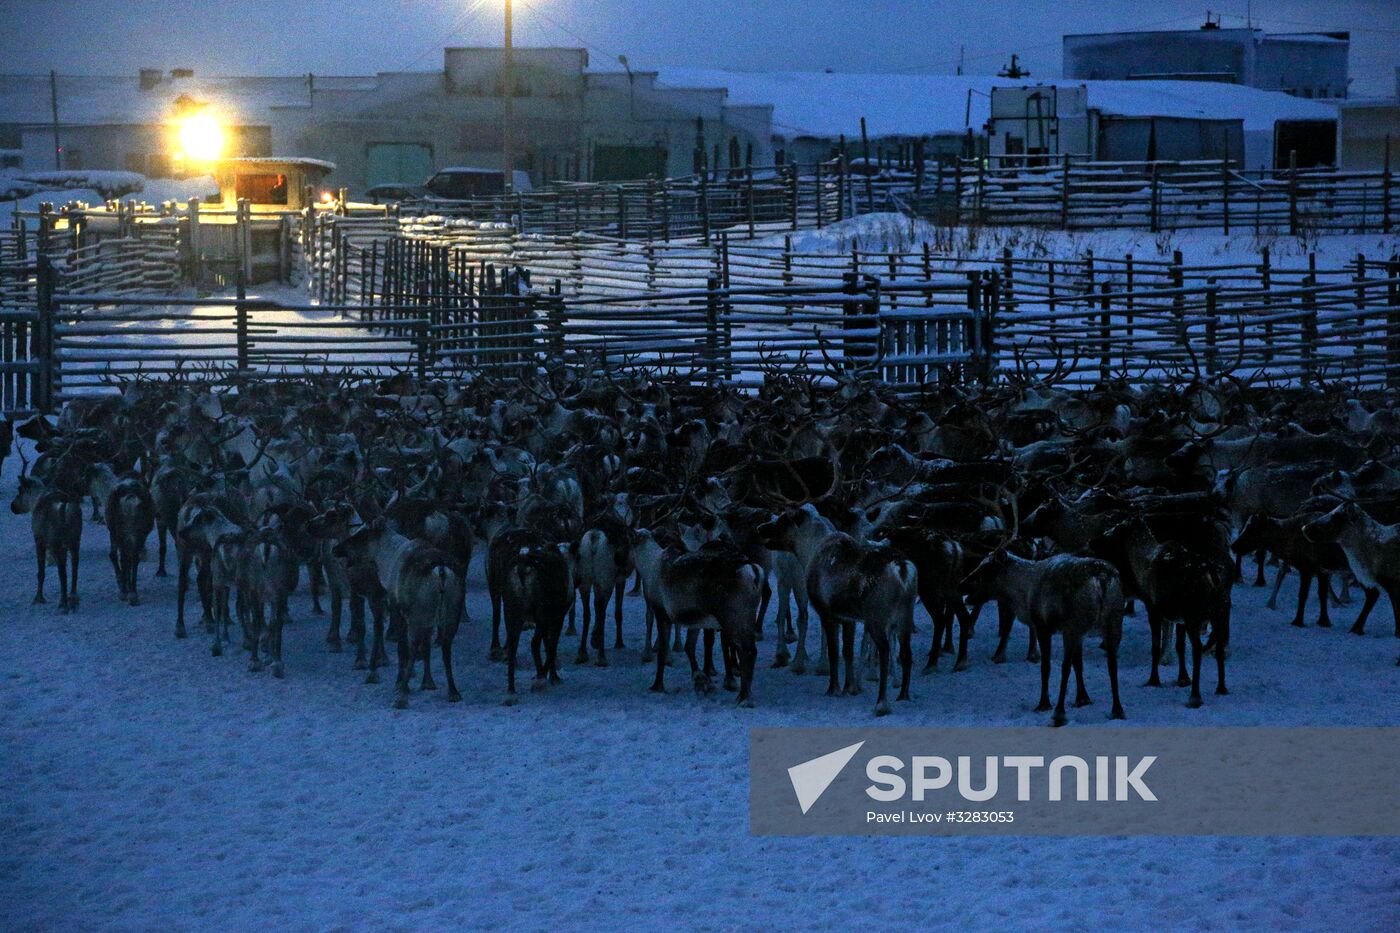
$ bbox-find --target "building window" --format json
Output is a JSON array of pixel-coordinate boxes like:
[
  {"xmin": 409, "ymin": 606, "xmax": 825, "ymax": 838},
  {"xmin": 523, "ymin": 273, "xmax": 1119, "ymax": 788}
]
[
  {"xmin": 235, "ymin": 172, "xmax": 289, "ymax": 204},
  {"xmin": 125, "ymin": 153, "xmax": 146, "ymax": 173}
]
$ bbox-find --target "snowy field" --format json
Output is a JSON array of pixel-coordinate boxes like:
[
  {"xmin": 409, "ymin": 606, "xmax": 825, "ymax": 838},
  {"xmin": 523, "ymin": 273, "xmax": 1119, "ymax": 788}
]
[{"xmin": 1, "ymin": 440, "xmax": 1398, "ymax": 932}]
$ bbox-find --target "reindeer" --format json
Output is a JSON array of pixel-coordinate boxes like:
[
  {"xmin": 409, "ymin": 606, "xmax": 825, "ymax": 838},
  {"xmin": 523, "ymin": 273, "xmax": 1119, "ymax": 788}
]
[
  {"xmin": 10, "ymin": 459, "xmax": 84, "ymax": 613},
  {"xmin": 1094, "ymin": 517, "xmax": 1230, "ymax": 707},
  {"xmin": 239, "ymin": 521, "xmax": 300, "ymax": 677},
  {"xmin": 309, "ymin": 504, "xmax": 390, "ymax": 680},
  {"xmin": 499, "ymin": 537, "xmax": 574, "ymax": 701},
  {"xmin": 962, "ymin": 549, "xmax": 1125, "ymax": 725},
  {"xmin": 647, "ymin": 539, "xmax": 763, "ymax": 706},
  {"xmin": 103, "ymin": 477, "xmax": 155, "ymax": 606},
  {"xmin": 339, "ymin": 519, "xmax": 465, "ymax": 707},
  {"xmin": 1303, "ymin": 503, "xmax": 1400, "ymax": 641},
  {"xmin": 759, "ymin": 505, "xmax": 917, "ymax": 715},
  {"xmin": 573, "ymin": 515, "xmax": 632, "ymax": 667},
  {"xmin": 1231, "ymin": 514, "xmax": 1349, "ymax": 629}
]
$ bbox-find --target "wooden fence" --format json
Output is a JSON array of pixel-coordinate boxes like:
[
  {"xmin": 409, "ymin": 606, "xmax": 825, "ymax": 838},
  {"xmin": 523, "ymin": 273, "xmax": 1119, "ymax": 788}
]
[{"xmin": 959, "ymin": 156, "xmax": 1397, "ymax": 234}]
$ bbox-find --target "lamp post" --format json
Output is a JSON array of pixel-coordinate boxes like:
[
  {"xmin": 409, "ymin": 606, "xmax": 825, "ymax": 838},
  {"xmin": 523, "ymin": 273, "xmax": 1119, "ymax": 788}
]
[{"xmin": 502, "ymin": 0, "xmax": 514, "ymax": 193}]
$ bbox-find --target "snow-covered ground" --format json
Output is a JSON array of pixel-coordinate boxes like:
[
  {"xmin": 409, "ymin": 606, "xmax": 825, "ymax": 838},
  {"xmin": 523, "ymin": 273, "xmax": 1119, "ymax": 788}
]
[{"xmin": 1, "ymin": 440, "xmax": 1397, "ymax": 931}]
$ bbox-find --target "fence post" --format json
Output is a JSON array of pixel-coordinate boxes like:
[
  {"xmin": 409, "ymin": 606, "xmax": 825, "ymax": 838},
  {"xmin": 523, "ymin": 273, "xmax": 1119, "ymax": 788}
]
[
  {"xmin": 1170, "ymin": 249, "xmax": 1185, "ymax": 355},
  {"xmin": 1221, "ymin": 153, "xmax": 1231, "ymax": 235},
  {"xmin": 1260, "ymin": 247, "xmax": 1274, "ymax": 365},
  {"xmin": 235, "ymin": 257, "xmax": 249, "ymax": 372},
  {"xmin": 705, "ymin": 275, "xmax": 720, "ymax": 385},
  {"xmin": 814, "ymin": 162, "xmax": 825, "ymax": 229},
  {"xmin": 186, "ymin": 196, "xmax": 201, "ymax": 291},
  {"xmin": 617, "ymin": 189, "xmax": 627, "ymax": 239},
  {"xmin": 1388, "ymin": 254, "xmax": 1399, "ymax": 388},
  {"xmin": 699, "ymin": 172, "xmax": 711, "ymax": 245},
  {"xmin": 1383, "ymin": 135, "xmax": 1392, "ymax": 234},
  {"xmin": 1288, "ymin": 150, "xmax": 1299, "ymax": 237},
  {"xmin": 415, "ymin": 318, "xmax": 429, "ymax": 382},
  {"xmin": 1149, "ymin": 162, "xmax": 1160, "ymax": 233},
  {"xmin": 35, "ymin": 254, "xmax": 55, "ymax": 411},
  {"xmin": 964, "ymin": 271, "xmax": 982, "ymax": 384},
  {"xmin": 1302, "ymin": 262, "xmax": 1318, "ymax": 384},
  {"xmin": 1060, "ymin": 154, "xmax": 1071, "ymax": 229},
  {"xmin": 980, "ymin": 271, "xmax": 998, "ymax": 385},
  {"xmin": 1099, "ymin": 280, "xmax": 1112, "ymax": 383},
  {"xmin": 1204, "ymin": 277, "xmax": 1219, "ymax": 376},
  {"xmin": 1001, "ymin": 246, "xmax": 1014, "ymax": 316}
]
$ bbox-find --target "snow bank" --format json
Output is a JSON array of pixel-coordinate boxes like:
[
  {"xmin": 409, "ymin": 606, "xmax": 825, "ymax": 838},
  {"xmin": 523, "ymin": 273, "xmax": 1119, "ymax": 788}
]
[{"xmin": 14, "ymin": 169, "xmax": 144, "ymax": 197}]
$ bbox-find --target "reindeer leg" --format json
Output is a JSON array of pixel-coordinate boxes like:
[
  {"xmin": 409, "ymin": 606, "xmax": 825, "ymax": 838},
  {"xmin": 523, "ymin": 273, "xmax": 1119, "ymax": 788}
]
[
  {"xmin": 109, "ymin": 546, "xmax": 123, "ymax": 601},
  {"xmin": 641, "ymin": 604, "xmax": 656, "ymax": 664},
  {"xmin": 393, "ymin": 623, "xmax": 412, "ymax": 709},
  {"xmin": 1213, "ymin": 610, "xmax": 1230, "ymax": 696},
  {"xmin": 309, "ymin": 562, "xmax": 325, "ymax": 615},
  {"xmin": 703, "ymin": 630, "xmax": 718, "ymax": 679},
  {"xmin": 211, "ymin": 586, "xmax": 226, "ymax": 657},
  {"xmin": 490, "ymin": 592, "xmax": 504, "ymax": 661},
  {"xmin": 1107, "ymin": 630, "xmax": 1126, "ymax": 721},
  {"xmin": 419, "ymin": 628, "xmax": 436, "ymax": 690},
  {"xmin": 1035, "ymin": 627, "xmax": 1053, "ymax": 712},
  {"xmin": 821, "ymin": 614, "xmax": 841, "ymax": 697},
  {"xmin": 1292, "ymin": 571, "xmax": 1313, "ymax": 628},
  {"xmin": 270, "ymin": 603, "xmax": 286, "ymax": 679},
  {"xmin": 924, "ymin": 599, "xmax": 945, "ymax": 673},
  {"xmin": 349, "ymin": 595, "xmax": 367, "ymax": 668},
  {"xmin": 1185, "ymin": 624, "xmax": 1205, "ymax": 708},
  {"xmin": 326, "ymin": 581, "xmax": 344, "ymax": 652},
  {"xmin": 953, "ymin": 599, "xmax": 975, "ymax": 672},
  {"xmin": 841, "ymin": 621, "xmax": 860, "ymax": 697},
  {"xmin": 1266, "ymin": 562, "xmax": 1289, "ymax": 610},
  {"xmin": 872, "ymin": 627, "xmax": 892, "ymax": 716},
  {"xmin": 1052, "ymin": 634, "xmax": 1074, "ymax": 726},
  {"xmin": 366, "ymin": 600, "xmax": 386, "ymax": 684},
  {"xmin": 1316, "ymin": 572, "xmax": 1331, "ymax": 628},
  {"xmin": 69, "ymin": 545, "xmax": 79, "ymax": 610},
  {"xmin": 546, "ymin": 617, "xmax": 563, "ymax": 685},
  {"xmin": 613, "ymin": 579, "xmax": 626, "ymax": 649},
  {"xmin": 55, "ymin": 546, "xmax": 70, "ymax": 613},
  {"xmin": 197, "ymin": 559, "xmax": 213, "ymax": 632},
  {"xmin": 127, "ymin": 546, "xmax": 141, "ymax": 606},
  {"xmin": 503, "ymin": 624, "xmax": 523, "ymax": 704},
  {"xmin": 32, "ymin": 538, "xmax": 46, "ymax": 604},
  {"xmin": 531, "ymin": 628, "xmax": 547, "ymax": 689},
  {"xmin": 1072, "ymin": 639, "xmax": 1091, "ymax": 707},
  {"xmin": 754, "ymin": 575, "xmax": 772, "ymax": 643},
  {"xmin": 175, "ymin": 547, "xmax": 194, "ymax": 637},
  {"xmin": 576, "ymin": 587, "xmax": 592, "ymax": 665},
  {"xmin": 565, "ymin": 596, "xmax": 577, "ymax": 636},
  {"xmin": 736, "ymin": 630, "xmax": 757, "ymax": 708},
  {"xmin": 897, "ymin": 620, "xmax": 913, "ymax": 702},
  {"xmin": 155, "ymin": 523, "xmax": 169, "ymax": 577},
  {"xmin": 1390, "ymin": 587, "xmax": 1400, "ymax": 639},
  {"xmin": 649, "ymin": 610, "xmax": 670, "ymax": 693},
  {"xmin": 1253, "ymin": 548, "xmax": 1267, "ymax": 587},
  {"xmin": 685, "ymin": 628, "xmax": 711, "ymax": 695},
  {"xmin": 1350, "ymin": 587, "xmax": 1380, "ymax": 635},
  {"xmin": 592, "ymin": 589, "xmax": 609, "ymax": 667},
  {"xmin": 1024, "ymin": 621, "xmax": 1039, "ymax": 663},
  {"xmin": 1175, "ymin": 623, "xmax": 1190, "ymax": 687},
  {"xmin": 991, "ymin": 601, "xmax": 1012, "ymax": 663},
  {"xmin": 1145, "ymin": 610, "xmax": 1164, "ymax": 687},
  {"xmin": 720, "ymin": 631, "xmax": 738, "ymax": 692},
  {"xmin": 441, "ymin": 625, "xmax": 461, "ymax": 702},
  {"xmin": 247, "ymin": 604, "xmax": 264, "ymax": 673},
  {"xmin": 772, "ymin": 584, "xmax": 791, "ymax": 668}
]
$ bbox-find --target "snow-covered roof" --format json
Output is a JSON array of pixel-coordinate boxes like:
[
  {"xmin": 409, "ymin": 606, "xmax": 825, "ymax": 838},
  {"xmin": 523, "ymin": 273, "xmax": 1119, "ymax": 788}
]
[
  {"xmin": 0, "ymin": 73, "xmax": 377, "ymax": 127},
  {"xmin": 221, "ymin": 156, "xmax": 336, "ymax": 172},
  {"xmin": 653, "ymin": 69, "xmax": 1339, "ymax": 138}
]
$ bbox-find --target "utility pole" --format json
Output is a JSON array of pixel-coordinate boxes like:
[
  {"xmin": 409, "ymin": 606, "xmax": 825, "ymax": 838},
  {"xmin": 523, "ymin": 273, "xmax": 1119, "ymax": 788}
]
[
  {"xmin": 957, "ymin": 45, "xmax": 965, "ymax": 76},
  {"xmin": 49, "ymin": 69, "xmax": 61, "ymax": 170},
  {"xmin": 502, "ymin": 0, "xmax": 514, "ymax": 193}
]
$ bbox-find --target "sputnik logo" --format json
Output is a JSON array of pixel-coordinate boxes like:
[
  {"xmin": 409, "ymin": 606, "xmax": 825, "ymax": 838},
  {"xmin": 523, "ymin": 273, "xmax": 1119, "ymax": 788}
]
[{"xmin": 787, "ymin": 741, "xmax": 865, "ymax": 814}]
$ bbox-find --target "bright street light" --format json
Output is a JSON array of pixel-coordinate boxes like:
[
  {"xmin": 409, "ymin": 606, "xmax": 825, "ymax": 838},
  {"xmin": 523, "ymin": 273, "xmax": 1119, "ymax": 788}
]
[{"xmin": 177, "ymin": 112, "xmax": 226, "ymax": 162}]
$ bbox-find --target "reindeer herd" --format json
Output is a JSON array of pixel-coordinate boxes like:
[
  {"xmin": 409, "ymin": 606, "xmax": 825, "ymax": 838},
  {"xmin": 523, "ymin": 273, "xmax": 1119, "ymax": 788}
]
[{"xmin": 2, "ymin": 365, "xmax": 1397, "ymax": 722}]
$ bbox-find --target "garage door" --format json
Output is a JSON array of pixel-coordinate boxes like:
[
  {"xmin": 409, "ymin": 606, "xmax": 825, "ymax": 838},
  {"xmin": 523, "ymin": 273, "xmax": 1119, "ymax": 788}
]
[
  {"xmin": 592, "ymin": 144, "xmax": 668, "ymax": 182},
  {"xmin": 366, "ymin": 143, "xmax": 433, "ymax": 188}
]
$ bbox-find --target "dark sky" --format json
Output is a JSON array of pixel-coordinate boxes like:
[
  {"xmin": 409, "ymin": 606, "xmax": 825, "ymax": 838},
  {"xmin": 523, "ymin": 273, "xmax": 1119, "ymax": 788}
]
[{"xmin": 2, "ymin": 0, "xmax": 1397, "ymax": 96}]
